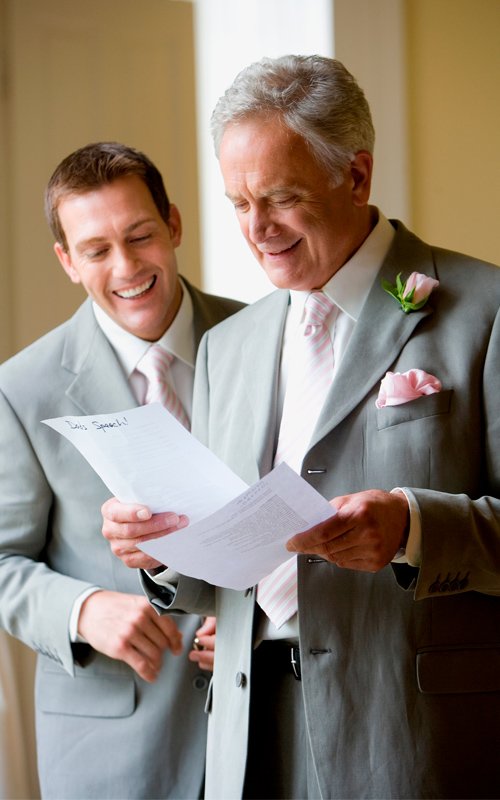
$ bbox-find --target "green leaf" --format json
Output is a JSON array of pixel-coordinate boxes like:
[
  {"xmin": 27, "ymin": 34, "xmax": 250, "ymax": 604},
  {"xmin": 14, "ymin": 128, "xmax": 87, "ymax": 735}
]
[
  {"xmin": 381, "ymin": 281, "xmax": 399, "ymax": 302},
  {"xmin": 404, "ymin": 286, "xmax": 415, "ymax": 303}
]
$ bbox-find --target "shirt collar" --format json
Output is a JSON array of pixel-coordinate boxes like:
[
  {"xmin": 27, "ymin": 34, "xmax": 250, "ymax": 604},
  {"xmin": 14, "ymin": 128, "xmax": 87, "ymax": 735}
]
[
  {"xmin": 289, "ymin": 210, "xmax": 395, "ymax": 324},
  {"xmin": 92, "ymin": 276, "xmax": 195, "ymax": 378}
]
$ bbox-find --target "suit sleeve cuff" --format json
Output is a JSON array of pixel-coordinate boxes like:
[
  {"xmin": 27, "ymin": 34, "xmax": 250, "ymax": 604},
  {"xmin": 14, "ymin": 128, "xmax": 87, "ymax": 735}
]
[{"xmin": 146, "ymin": 567, "xmax": 179, "ymax": 590}]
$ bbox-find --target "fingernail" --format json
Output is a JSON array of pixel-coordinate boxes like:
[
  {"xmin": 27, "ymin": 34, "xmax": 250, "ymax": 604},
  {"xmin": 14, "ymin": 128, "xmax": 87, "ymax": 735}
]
[{"xmin": 137, "ymin": 508, "xmax": 150, "ymax": 520}]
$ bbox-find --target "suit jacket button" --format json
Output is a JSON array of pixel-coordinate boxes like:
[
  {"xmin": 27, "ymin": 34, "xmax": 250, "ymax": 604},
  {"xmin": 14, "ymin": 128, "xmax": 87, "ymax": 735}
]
[
  {"xmin": 193, "ymin": 675, "xmax": 209, "ymax": 691},
  {"xmin": 235, "ymin": 671, "xmax": 247, "ymax": 688}
]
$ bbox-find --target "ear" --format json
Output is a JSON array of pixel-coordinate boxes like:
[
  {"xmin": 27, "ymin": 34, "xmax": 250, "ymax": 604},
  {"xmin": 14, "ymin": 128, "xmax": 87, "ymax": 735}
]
[
  {"xmin": 167, "ymin": 204, "xmax": 182, "ymax": 247},
  {"xmin": 349, "ymin": 151, "xmax": 373, "ymax": 207},
  {"xmin": 54, "ymin": 242, "xmax": 81, "ymax": 284}
]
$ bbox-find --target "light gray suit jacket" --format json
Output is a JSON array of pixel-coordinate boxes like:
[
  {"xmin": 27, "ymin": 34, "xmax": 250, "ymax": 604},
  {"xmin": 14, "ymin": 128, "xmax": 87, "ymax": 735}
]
[
  {"xmin": 145, "ymin": 224, "xmax": 500, "ymax": 799},
  {"xmin": 0, "ymin": 279, "xmax": 244, "ymax": 799}
]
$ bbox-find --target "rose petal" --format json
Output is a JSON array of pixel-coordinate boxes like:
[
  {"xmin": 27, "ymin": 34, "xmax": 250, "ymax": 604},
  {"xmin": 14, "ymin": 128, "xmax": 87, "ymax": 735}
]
[{"xmin": 403, "ymin": 272, "xmax": 440, "ymax": 304}]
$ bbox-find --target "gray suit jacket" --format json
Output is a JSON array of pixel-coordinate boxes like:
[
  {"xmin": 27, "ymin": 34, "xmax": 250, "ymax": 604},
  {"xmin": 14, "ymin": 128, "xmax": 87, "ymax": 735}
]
[
  {"xmin": 0, "ymin": 279, "xmax": 243, "ymax": 799},
  {"xmin": 146, "ymin": 224, "xmax": 500, "ymax": 799}
]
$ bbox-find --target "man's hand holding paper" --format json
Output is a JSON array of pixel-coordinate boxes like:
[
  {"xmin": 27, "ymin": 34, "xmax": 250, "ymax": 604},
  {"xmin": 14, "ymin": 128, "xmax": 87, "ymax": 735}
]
[
  {"xmin": 101, "ymin": 502, "xmax": 189, "ymax": 570},
  {"xmin": 43, "ymin": 403, "xmax": 335, "ymax": 588}
]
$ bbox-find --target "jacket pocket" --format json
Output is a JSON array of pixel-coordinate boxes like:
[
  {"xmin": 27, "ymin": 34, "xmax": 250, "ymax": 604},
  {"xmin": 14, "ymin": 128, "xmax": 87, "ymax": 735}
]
[
  {"xmin": 376, "ymin": 389, "xmax": 453, "ymax": 430},
  {"xmin": 37, "ymin": 659, "xmax": 136, "ymax": 718},
  {"xmin": 416, "ymin": 645, "xmax": 500, "ymax": 694}
]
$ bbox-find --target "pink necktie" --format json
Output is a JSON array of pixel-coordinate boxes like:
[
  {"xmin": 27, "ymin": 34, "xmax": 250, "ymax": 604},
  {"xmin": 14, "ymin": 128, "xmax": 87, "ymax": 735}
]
[
  {"xmin": 257, "ymin": 291, "xmax": 335, "ymax": 628},
  {"xmin": 136, "ymin": 344, "xmax": 190, "ymax": 429}
]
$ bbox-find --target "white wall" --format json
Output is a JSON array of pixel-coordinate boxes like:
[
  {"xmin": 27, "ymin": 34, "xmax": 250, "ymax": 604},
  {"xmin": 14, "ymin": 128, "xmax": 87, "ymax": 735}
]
[{"xmin": 193, "ymin": 0, "xmax": 334, "ymax": 302}]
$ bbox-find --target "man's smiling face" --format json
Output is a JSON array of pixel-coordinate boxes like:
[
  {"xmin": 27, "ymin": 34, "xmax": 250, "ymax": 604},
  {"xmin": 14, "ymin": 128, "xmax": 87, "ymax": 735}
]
[
  {"xmin": 219, "ymin": 115, "xmax": 373, "ymax": 291},
  {"xmin": 54, "ymin": 174, "xmax": 182, "ymax": 341}
]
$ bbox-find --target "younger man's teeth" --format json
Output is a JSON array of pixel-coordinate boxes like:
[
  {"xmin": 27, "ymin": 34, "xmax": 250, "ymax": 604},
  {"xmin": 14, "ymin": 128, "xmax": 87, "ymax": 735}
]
[{"xmin": 117, "ymin": 278, "xmax": 153, "ymax": 298}]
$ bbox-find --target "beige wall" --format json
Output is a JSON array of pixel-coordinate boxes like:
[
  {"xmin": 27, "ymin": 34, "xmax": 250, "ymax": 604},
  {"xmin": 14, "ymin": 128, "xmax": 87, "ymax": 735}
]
[
  {"xmin": 406, "ymin": 0, "xmax": 500, "ymax": 265},
  {"xmin": 0, "ymin": 0, "xmax": 13, "ymax": 362},
  {"xmin": 334, "ymin": 0, "xmax": 411, "ymax": 225},
  {"xmin": 0, "ymin": 0, "xmax": 200, "ymax": 362}
]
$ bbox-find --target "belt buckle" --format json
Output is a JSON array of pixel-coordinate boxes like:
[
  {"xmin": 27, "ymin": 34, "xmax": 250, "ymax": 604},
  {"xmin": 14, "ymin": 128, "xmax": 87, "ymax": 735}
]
[{"xmin": 290, "ymin": 646, "xmax": 301, "ymax": 680}]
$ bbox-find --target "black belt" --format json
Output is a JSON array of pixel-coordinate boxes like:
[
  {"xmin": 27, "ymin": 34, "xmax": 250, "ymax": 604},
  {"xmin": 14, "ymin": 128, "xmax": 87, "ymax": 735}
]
[{"xmin": 256, "ymin": 640, "xmax": 301, "ymax": 680}]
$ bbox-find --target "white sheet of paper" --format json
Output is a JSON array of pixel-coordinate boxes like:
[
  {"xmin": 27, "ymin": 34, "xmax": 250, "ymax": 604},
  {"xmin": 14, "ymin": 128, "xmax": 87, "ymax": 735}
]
[
  {"xmin": 141, "ymin": 460, "xmax": 334, "ymax": 589},
  {"xmin": 43, "ymin": 403, "xmax": 247, "ymax": 520},
  {"xmin": 42, "ymin": 403, "xmax": 334, "ymax": 589}
]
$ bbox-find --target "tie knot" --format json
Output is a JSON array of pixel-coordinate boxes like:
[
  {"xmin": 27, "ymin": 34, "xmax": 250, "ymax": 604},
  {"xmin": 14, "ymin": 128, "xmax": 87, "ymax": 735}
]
[
  {"xmin": 303, "ymin": 291, "xmax": 334, "ymax": 329},
  {"xmin": 136, "ymin": 344, "xmax": 174, "ymax": 382}
]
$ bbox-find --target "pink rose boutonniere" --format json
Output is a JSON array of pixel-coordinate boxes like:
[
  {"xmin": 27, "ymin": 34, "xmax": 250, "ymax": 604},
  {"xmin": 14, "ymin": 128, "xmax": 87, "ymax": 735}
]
[
  {"xmin": 376, "ymin": 369, "xmax": 442, "ymax": 408},
  {"xmin": 382, "ymin": 271, "xmax": 439, "ymax": 313}
]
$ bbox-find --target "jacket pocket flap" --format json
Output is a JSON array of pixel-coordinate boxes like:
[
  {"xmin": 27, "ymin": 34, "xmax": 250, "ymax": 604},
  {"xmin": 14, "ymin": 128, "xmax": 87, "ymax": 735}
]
[
  {"xmin": 377, "ymin": 389, "xmax": 453, "ymax": 430},
  {"xmin": 38, "ymin": 670, "xmax": 136, "ymax": 717},
  {"xmin": 417, "ymin": 647, "xmax": 500, "ymax": 694}
]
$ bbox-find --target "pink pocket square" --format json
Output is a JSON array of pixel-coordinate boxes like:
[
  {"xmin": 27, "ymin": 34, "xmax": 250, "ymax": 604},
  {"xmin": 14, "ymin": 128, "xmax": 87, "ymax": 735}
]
[{"xmin": 376, "ymin": 369, "xmax": 442, "ymax": 409}]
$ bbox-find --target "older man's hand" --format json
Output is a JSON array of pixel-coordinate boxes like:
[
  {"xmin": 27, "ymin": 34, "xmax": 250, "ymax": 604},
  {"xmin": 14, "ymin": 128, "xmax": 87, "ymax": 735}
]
[
  {"xmin": 286, "ymin": 489, "xmax": 409, "ymax": 572},
  {"xmin": 101, "ymin": 497, "xmax": 189, "ymax": 570}
]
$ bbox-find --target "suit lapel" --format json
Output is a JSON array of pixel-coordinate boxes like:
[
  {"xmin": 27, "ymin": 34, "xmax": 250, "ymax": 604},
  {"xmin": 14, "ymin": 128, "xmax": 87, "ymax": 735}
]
[
  {"xmin": 241, "ymin": 291, "xmax": 289, "ymax": 476},
  {"xmin": 183, "ymin": 277, "xmax": 245, "ymax": 350},
  {"xmin": 311, "ymin": 222, "xmax": 438, "ymax": 448},
  {"xmin": 62, "ymin": 300, "xmax": 136, "ymax": 415},
  {"xmin": 183, "ymin": 278, "xmax": 218, "ymax": 349},
  {"xmin": 63, "ymin": 283, "xmax": 240, "ymax": 419}
]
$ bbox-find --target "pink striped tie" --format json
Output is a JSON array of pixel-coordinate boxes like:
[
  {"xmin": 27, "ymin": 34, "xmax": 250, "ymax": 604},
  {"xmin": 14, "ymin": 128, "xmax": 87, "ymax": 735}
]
[
  {"xmin": 136, "ymin": 344, "xmax": 190, "ymax": 429},
  {"xmin": 257, "ymin": 291, "xmax": 335, "ymax": 628}
]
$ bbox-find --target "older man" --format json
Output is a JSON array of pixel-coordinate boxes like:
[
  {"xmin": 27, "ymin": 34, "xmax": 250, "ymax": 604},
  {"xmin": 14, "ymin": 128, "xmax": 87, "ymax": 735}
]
[{"xmin": 103, "ymin": 58, "xmax": 500, "ymax": 799}]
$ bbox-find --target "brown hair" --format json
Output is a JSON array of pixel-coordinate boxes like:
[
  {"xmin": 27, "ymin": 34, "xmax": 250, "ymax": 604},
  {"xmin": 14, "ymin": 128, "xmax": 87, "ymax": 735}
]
[{"xmin": 45, "ymin": 141, "xmax": 171, "ymax": 250}]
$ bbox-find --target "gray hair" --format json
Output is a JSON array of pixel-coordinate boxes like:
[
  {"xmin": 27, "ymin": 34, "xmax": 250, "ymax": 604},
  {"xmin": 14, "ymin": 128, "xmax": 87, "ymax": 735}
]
[{"xmin": 211, "ymin": 54, "xmax": 375, "ymax": 185}]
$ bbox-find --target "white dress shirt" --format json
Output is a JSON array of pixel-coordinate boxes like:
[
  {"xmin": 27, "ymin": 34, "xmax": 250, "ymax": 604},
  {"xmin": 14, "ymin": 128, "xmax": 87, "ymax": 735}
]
[
  {"xmin": 69, "ymin": 279, "xmax": 195, "ymax": 642},
  {"xmin": 92, "ymin": 277, "xmax": 195, "ymax": 417},
  {"xmin": 257, "ymin": 211, "xmax": 421, "ymax": 643}
]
